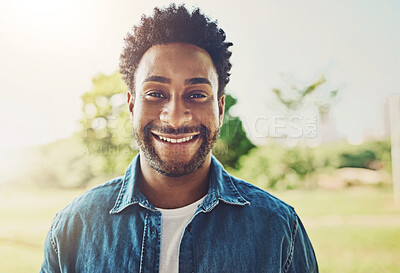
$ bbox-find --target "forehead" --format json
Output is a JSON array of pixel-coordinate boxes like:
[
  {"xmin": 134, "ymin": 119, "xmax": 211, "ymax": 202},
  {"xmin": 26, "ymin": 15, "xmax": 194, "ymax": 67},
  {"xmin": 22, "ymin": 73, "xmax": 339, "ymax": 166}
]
[{"xmin": 134, "ymin": 43, "xmax": 217, "ymax": 86}]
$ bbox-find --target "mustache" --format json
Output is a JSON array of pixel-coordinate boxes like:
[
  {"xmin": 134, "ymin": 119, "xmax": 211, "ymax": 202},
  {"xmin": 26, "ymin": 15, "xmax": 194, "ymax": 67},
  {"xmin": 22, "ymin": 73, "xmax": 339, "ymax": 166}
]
[{"xmin": 143, "ymin": 124, "xmax": 209, "ymax": 137}]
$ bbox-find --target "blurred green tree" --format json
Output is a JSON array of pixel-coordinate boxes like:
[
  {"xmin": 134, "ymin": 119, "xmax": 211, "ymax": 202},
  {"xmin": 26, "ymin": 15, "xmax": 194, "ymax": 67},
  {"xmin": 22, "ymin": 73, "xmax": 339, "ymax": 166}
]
[
  {"xmin": 213, "ymin": 94, "xmax": 255, "ymax": 169},
  {"xmin": 266, "ymin": 75, "xmax": 339, "ymax": 187},
  {"xmin": 80, "ymin": 71, "xmax": 138, "ymax": 176},
  {"xmin": 339, "ymin": 150, "xmax": 377, "ymax": 169},
  {"xmin": 233, "ymin": 142, "xmax": 315, "ymax": 189},
  {"xmin": 272, "ymin": 75, "xmax": 338, "ymax": 117}
]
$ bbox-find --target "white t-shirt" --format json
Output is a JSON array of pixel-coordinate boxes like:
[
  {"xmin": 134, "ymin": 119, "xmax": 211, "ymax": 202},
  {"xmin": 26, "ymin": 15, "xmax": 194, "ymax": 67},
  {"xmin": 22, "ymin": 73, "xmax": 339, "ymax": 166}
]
[{"xmin": 156, "ymin": 196, "xmax": 206, "ymax": 273}]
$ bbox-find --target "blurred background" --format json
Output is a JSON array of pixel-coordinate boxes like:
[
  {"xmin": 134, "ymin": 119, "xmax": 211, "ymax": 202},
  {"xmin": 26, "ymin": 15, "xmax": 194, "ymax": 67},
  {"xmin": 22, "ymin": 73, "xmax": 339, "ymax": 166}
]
[{"xmin": 0, "ymin": 0, "xmax": 399, "ymax": 272}]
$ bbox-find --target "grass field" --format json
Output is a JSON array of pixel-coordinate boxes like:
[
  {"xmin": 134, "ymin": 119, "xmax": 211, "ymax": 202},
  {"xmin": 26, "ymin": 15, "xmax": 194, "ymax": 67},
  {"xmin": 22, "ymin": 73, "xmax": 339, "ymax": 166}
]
[
  {"xmin": 1, "ymin": 185, "xmax": 399, "ymax": 272},
  {"xmin": 273, "ymin": 188, "xmax": 400, "ymax": 273}
]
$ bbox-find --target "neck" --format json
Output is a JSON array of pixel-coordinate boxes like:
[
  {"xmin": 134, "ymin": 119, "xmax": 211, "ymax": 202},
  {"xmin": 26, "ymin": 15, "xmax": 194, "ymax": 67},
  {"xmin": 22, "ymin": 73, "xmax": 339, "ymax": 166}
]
[{"xmin": 138, "ymin": 154, "xmax": 211, "ymax": 209}]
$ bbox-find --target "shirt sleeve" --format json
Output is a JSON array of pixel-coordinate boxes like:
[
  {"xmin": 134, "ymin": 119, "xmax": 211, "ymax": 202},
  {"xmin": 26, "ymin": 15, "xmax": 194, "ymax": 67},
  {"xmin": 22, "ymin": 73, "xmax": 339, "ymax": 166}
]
[
  {"xmin": 283, "ymin": 212, "xmax": 319, "ymax": 273},
  {"xmin": 40, "ymin": 223, "xmax": 61, "ymax": 273}
]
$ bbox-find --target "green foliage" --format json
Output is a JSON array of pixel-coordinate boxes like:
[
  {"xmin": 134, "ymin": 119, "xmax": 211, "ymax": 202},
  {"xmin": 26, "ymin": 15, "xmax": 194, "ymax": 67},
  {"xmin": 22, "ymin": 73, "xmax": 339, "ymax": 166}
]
[
  {"xmin": 283, "ymin": 148, "xmax": 315, "ymax": 180},
  {"xmin": 339, "ymin": 150, "xmax": 376, "ymax": 168},
  {"xmin": 272, "ymin": 74, "xmax": 339, "ymax": 123},
  {"xmin": 80, "ymin": 71, "xmax": 138, "ymax": 176},
  {"xmin": 213, "ymin": 94, "xmax": 255, "ymax": 169},
  {"xmin": 272, "ymin": 75, "xmax": 330, "ymax": 111},
  {"xmin": 313, "ymin": 139, "xmax": 392, "ymax": 172},
  {"xmin": 233, "ymin": 139, "xmax": 391, "ymax": 190},
  {"xmin": 257, "ymin": 74, "xmax": 341, "ymax": 189},
  {"xmin": 232, "ymin": 142, "xmax": 315, "ymax": 189}
]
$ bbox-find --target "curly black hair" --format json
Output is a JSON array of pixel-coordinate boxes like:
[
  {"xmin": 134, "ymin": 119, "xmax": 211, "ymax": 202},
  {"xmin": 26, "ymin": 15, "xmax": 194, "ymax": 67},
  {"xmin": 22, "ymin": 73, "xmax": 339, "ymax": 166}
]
[{"xmin": 119, "ymin": 4, "xmax": 233, "ymax": 98}]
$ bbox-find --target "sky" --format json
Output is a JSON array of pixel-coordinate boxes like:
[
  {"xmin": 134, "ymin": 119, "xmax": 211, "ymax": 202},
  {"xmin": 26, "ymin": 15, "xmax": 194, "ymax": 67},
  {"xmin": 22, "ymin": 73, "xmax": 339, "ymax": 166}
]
[{"xmin": 0, "ymin": 0, "xmax": 399, "ymax": 150}]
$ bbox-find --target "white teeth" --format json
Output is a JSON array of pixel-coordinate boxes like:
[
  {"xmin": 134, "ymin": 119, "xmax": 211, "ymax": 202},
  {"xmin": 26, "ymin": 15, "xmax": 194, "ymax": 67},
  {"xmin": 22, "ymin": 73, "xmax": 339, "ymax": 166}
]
[{"xmin": 156, "ymin": 134, "xmax": 195, "ymax": 143}]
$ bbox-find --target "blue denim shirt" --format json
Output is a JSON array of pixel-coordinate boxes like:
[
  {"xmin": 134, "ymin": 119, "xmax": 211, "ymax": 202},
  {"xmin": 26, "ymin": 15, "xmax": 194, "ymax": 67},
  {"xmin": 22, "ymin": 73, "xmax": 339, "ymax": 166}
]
[{"xmin": 41, "ymin": 155, "xmax": 318, "ymax": 273}]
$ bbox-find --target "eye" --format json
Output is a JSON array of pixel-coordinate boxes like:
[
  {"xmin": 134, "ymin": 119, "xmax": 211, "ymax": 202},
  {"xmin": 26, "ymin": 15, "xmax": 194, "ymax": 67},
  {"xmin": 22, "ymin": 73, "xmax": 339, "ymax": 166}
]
[
  {"xmin": 187, "ymin": 93, "xmax": 206, "ymax": 99},
  {"xmin": 146, "ymin": 91, "xmax": 166, "ymax": 99}
]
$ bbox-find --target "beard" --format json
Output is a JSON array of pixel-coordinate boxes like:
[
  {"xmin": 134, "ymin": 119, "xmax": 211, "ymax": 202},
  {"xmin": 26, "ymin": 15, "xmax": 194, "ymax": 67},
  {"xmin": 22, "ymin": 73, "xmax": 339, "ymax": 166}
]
[{"xmin": 133, "ymin": 123, "xmax": 219, "ymax": 177}]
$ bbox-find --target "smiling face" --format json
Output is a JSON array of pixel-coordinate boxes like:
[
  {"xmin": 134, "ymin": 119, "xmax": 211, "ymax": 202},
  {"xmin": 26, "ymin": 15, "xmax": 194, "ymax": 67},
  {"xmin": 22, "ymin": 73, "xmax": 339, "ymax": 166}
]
[{"xmin": 128, "ymin": 43, "xmax": 225, "ymax": 177}]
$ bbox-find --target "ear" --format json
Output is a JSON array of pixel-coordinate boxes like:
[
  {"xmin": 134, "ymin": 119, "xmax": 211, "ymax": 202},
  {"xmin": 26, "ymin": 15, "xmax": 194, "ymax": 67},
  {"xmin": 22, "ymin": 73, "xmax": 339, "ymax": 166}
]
[
  {"xmin": 127, "ymin": 91, "xmax": 134, "ymax": 115},
  {"xmin": 218, "ymin": 95, "xmax": 225, "ymax": 127}
]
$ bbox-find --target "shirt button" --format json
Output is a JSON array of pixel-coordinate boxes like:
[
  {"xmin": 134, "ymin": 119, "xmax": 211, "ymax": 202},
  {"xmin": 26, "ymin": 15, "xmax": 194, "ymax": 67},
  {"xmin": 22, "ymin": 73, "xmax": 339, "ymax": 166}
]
[{"xmin": 187, "ymin": 225, "xmax": 192, "ymax": 232}]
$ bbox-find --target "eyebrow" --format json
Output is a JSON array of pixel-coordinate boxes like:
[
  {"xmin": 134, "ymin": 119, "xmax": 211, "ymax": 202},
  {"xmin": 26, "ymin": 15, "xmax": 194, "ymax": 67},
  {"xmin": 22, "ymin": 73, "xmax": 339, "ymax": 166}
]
[
  {"xmin": 143, "ymin": 75, "xmax": 212, "ymax": 86},
  {"xmin": 184, "ymin": 77, "xmax": 212, "ymax": 86},
  {"xmin": 143, "ymin": 75, "xmax": 171, "ymax": 84}
]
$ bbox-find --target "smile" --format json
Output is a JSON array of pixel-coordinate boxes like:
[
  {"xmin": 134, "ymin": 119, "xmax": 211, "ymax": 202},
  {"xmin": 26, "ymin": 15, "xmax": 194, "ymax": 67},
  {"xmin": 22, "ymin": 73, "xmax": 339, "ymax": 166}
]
[{"xmin": 151, "ymin": 131, "xmax": 200, "ymax": 144}]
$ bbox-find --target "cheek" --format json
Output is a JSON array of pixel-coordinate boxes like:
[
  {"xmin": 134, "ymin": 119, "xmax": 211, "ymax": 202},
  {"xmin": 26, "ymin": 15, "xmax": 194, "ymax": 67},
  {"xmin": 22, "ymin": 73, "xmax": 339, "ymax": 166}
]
[
  {"xmin": 132, "ymin": 102, "xmax": 160, "ymax": 127},
  {"xmin": 193, "ymin": 104, "xmax": 220, "ymax": 128}
]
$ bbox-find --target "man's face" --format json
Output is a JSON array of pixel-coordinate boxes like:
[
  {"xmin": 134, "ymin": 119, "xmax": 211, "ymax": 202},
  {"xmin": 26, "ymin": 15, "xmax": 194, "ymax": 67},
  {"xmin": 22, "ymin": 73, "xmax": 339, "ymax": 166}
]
[{"xmin": 128, "ymin": 43, "xmax": 225, "ymax": 177}]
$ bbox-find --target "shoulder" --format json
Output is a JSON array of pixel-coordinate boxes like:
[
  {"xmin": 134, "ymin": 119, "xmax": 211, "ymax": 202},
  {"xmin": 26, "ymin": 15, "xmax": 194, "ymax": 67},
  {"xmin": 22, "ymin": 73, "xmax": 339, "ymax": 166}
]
[
  {"xmin": 51, "ymin": 177, "xmax": 123, "ymax": 229},
  {"xmin": 229, "ymin": 174, "xmax": 296, "ymax": 222},
  {"xmin": 44, "ymin": 177, "xmax": 125, "ymax": 262}
]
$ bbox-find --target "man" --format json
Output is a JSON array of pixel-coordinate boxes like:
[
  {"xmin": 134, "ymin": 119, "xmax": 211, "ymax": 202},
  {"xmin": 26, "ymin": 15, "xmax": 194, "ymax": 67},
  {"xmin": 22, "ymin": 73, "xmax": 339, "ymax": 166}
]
[{"xmin": 41, "ymin": 4, "xmax": 318, "ymax": 273}]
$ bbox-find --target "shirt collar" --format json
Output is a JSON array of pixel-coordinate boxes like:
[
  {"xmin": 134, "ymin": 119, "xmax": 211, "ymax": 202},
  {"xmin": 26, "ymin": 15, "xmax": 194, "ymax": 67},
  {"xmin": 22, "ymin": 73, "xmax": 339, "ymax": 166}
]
[
  {"xmin": 109, "ymin": 154, "xmax": 250, "ymax": 214},
  {"xmin": 201, "ymin": 155, "xmax": 250, "ymax": 211}
]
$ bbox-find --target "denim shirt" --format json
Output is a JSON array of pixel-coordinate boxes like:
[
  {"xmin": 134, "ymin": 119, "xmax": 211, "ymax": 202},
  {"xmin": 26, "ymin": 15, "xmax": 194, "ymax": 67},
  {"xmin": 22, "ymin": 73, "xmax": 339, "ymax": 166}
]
[{"xmin": 41, "ymin": 155, "xmax": 318, "ymax": 273}]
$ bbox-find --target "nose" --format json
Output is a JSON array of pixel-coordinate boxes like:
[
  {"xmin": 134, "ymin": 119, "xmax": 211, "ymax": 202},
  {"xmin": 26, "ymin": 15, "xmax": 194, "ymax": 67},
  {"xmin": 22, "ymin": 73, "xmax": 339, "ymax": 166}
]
[{"xmin": 160, "ymin": 97, "xmax": 192, "ymax": 128}]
